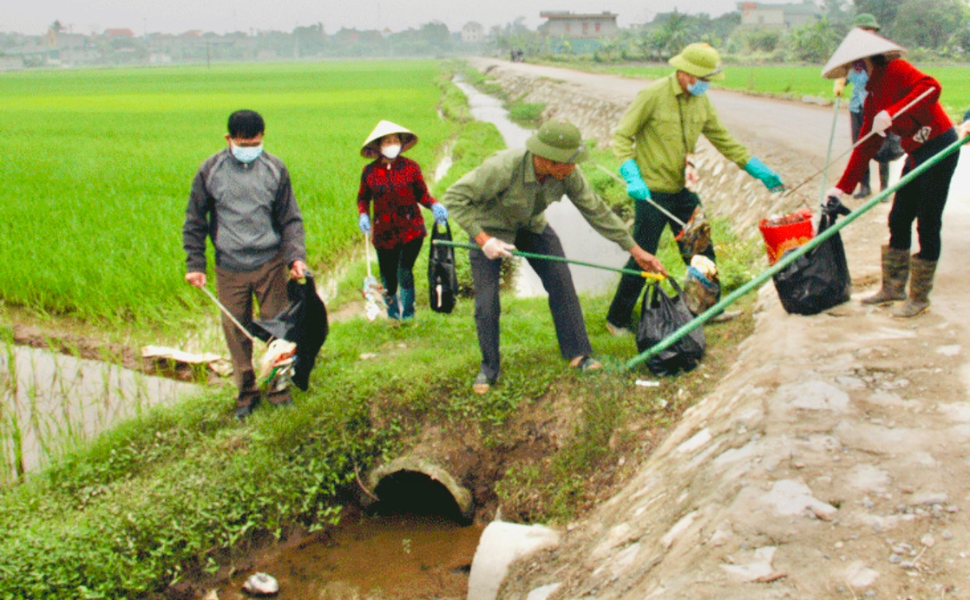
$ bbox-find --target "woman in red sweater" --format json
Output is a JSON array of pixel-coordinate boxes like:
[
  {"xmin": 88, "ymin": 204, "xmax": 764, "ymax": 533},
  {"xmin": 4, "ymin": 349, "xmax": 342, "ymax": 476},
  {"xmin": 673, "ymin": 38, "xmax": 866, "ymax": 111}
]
[
  {"xmin": 824, "ymin": 30, "xmax": 959, "ymax": 318},
  {"xmin": 357, "ymin": 120, "xmax": 448, "ymax": 321}
]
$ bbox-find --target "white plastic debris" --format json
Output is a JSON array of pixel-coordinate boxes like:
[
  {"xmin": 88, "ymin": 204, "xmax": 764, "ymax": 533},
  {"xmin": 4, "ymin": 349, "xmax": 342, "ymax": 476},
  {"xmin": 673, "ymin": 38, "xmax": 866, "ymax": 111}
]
[
  {"xmin": 242, "ymin": 572, "xmax": 279, "ymax": 597},
  {"xmin": 635, "ymin": 379, "xmax": 660, "ymax": 387}
]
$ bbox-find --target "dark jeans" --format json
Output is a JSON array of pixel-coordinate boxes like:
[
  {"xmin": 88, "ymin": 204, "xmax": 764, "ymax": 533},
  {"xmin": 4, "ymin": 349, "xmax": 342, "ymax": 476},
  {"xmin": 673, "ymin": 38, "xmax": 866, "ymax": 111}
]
[
  {"xmin": 851, "ymin": 110, "xmax": 890, "ymax": 191},
  {"xmin": 607, "ymin": 190, "xmax": 716, "ymax": 328},
  {"xmin": 469, "ymin": 226, "xmax": 592, "ymax": 380},
  {"xmin": 215, "ymin": 255, "xmax": 290, "ymax": 408},
  {"xmin": 376, "ymin": 236, "xmax": 424, "ymax": 296},
  {"xmin": 888, "ymin": 128, "xmax": 959, "ymax": 262}
]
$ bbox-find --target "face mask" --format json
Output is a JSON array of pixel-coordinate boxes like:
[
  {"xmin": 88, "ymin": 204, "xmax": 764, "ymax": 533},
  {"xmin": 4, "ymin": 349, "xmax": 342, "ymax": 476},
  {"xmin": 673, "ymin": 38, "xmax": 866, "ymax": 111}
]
[
  {"xmin": 232, "ymin": 143, "xmax": 263, "ymax": 164},
  {"xmin": 687, "ymin": 79, "xmax": 710, "ymax": 96},
  {"xmin": 381, "ymin": 144, "xmax": 401, "ymax": 159}
]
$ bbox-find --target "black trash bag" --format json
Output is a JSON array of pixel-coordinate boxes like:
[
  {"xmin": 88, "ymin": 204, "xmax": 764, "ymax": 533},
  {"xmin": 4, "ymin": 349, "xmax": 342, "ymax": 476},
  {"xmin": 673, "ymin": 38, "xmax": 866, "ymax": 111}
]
[
  {"xmin": 772, "ymin": 199, "xmax": 852, "ymax": 316},
  {"xmin": 250, "ymin": 273, "xmax": 328, "ymax": 391},
  {"xmin": 874, "ymin": 132, "xmax": 905, "ymax": 164},
  {"xmin": 427, "ymin": 220, "xmax": 459, "ymax": 314},
  {"xmin": 636, "ymin": 278, "xmax": 706, "ymax": 376}
]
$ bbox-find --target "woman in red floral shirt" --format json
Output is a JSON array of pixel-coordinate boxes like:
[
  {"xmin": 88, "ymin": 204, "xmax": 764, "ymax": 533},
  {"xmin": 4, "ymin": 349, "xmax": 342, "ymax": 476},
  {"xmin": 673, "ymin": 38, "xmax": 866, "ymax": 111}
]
[{"xmin": 357, "ymin": 120, "xmax": 448, "ymax": 320}]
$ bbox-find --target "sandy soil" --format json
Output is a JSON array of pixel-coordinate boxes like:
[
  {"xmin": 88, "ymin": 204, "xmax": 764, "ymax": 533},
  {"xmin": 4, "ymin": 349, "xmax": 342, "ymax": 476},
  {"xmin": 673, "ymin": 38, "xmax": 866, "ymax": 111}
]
[{"xmin": 474, "ymin": 59, "xmax": 970, "ymax": 600}]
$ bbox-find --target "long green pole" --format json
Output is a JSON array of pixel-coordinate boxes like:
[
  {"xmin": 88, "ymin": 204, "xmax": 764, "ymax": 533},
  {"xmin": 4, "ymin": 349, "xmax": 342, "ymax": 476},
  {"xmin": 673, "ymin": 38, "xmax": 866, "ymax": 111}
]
[
  {"xmin": 625, "ymin": 134, "xmax": 968, "ymax": 371},
  {"xmin": 432, "ymin": 239, "xmax": 665, "ymax": 280}
]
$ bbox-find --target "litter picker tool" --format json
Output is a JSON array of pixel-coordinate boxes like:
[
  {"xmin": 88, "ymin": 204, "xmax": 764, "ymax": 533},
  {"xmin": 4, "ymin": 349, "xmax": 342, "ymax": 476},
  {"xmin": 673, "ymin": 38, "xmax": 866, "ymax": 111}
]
[
  {"xmin": 361, "ymin": 233, "xmax": 385, "ymax": 321},
  {"xmin": 432, "ymin": 239, "xmax": 666, "ymax": 281},
  {"xmin": 200, "ymin": 285, "xmax": 255, "ymax": 343},
  {"xmin": 783, "ymin": 87, "xmax": 933, "ymax": 199},
  {"xmin": 818, "ymin": 96, "xmax": 841, "ymax": 204},
  {"xmin": 592, "ymin": 162, "xmax": 711, "ymax": 260}
]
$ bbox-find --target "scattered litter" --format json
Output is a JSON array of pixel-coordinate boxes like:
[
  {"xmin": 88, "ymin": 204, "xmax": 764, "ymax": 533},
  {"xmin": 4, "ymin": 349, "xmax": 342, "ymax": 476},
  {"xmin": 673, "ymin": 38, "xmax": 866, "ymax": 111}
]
[
  {"xmin": 141, "ymin": 345, "xmax": 232, "ymax": 376},
  {"xmin": 635, "ymin": 379, "xmax": 660, "ymax": 387},
  {"xmin": 360, "ymin": 352, "xmax": 378, "ymax": 360},
  {"xmin": 203, "ymin": 590, "xmax": 219, "ymax": 600},
  {"xmin": 243, "ymin": 572, "xmax": 279, "ymax": 597}
]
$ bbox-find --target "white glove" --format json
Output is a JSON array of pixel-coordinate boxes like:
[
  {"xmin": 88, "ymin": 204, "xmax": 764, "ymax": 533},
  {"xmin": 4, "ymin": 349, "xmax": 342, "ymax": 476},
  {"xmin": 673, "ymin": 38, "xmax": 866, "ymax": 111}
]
[
  {"xmin": 482, "ymin": 237, "xmax": 515, "ymax": 260},
  {"xmin": 825, "ymin": 187, "xmax": 846, "ymax": 201},
  {"xmin": 872, "ymin": 110, "xmax": 892, "ymax": 137}
]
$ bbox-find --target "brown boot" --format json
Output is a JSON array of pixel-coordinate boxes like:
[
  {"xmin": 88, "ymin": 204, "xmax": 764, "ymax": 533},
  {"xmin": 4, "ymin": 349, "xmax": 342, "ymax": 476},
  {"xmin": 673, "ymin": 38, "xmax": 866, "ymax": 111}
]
[
  {"xmin": 861, "ymin": 245, "xmax": 909, "ymax": 305},
  {"xmin": 893, "ymin": 256, "xmax": 936, "ymax": 318}
]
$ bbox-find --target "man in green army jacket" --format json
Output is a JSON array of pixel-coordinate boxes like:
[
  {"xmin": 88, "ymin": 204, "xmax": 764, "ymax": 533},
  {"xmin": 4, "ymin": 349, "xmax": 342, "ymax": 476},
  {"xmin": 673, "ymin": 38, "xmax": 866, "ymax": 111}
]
[
  {"xmin": 605, "ymin": 42, "xmax": 786, "ymax": 335},
  {"xmin": 444, "ymin": 119, "xmax": 666, "ymax": 394}
]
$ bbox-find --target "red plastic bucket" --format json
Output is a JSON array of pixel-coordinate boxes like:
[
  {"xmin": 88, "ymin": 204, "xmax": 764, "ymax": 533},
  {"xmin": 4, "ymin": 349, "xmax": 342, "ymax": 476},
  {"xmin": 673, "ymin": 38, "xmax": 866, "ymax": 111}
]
[{"xmin": 759, "ymin": 208, "xmax": 814, "ymax": 265}]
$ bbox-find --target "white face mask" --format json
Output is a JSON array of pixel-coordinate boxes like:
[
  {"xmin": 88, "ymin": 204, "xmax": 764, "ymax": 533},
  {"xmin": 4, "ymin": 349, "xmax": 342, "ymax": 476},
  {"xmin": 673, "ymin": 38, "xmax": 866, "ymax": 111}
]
[
  {"xmin": 232, "ymin": 143, "xmax": 263, "ymax": 164},
  {"xmin": 380, "ymin": 144, "xmax": 401, "ymax": 159}
]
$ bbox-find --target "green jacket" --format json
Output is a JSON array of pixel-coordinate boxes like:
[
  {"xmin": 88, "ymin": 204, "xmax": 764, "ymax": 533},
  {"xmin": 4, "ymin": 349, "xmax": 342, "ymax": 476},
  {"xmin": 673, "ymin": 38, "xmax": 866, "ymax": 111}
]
[
  {"xmin": 443, "ymin": 148, "xmax": 636, "ymax": 251},
  {"xmin": 613, "ymin": 74, "xmax": 751, "ymax": 194}
]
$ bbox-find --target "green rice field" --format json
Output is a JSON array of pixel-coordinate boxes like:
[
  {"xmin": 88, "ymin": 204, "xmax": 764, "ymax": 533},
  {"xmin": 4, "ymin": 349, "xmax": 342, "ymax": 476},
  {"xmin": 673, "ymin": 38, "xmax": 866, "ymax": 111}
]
[
  {"xmin": 585, "ymin": 63, "xmax": 970, "ymax": 119},
  {"xmin": 0, "ymin": 61, "xmax": 455, "ymax": 326}
]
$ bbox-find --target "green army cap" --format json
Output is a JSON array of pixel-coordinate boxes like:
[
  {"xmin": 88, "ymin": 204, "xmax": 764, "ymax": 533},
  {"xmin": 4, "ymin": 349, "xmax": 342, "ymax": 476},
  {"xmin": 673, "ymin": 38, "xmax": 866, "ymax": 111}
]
[
  {"xmin": 526, "ymin": 119, "xmax": 589, "ymax": 164},
  {"xmin": 669, "ymin": 42, "xmax": 725, "ymax": 81},
  {"xmin": 853, "ymin": 13, "xmax": 880, "ymax": 31}
]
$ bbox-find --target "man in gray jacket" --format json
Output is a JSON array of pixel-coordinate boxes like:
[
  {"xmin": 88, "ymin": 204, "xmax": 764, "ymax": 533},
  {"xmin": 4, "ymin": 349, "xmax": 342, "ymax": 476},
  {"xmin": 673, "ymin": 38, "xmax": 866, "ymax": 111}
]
[{"xmin": 183, "ymin": 110, "xmax": 308, "ymax": 419}]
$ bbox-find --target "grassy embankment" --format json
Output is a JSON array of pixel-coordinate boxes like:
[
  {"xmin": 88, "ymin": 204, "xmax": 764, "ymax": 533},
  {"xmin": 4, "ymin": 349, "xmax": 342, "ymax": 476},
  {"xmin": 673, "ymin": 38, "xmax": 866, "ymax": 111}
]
[
  {"xmin": 542, "ymin": 61, "xmax": 970, "ymax": 121},
  {"xmin": 0, "ymin": 60, "xmax": 761, "ymax": 599}
]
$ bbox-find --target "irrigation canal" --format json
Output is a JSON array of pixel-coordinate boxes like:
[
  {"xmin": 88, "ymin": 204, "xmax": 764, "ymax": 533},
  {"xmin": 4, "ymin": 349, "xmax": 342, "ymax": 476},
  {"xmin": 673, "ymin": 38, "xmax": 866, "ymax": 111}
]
[{"xmin": 453, "ymin": 79, "xmax": 630, "ymax": 298}]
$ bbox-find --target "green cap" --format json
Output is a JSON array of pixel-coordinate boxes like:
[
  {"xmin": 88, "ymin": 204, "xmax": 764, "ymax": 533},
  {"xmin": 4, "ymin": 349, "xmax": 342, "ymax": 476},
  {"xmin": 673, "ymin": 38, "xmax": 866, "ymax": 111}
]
[
  {"xmin": 854, "ymin": 13, "xmax": 880, "ymax": 31},
  {"xmin": 669, "ymin": 42, "xmax": 725, "ymax": 81},
  {"xmin": 526, "ymin": 119, "xmax": 589, "ymax": 164}
]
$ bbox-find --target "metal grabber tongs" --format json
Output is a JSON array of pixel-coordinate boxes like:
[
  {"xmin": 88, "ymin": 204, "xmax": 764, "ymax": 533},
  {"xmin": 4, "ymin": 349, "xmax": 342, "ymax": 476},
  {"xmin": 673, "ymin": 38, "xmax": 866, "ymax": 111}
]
[{"xmin": 592, "ymin": 162, "xmax": 712, "ymax": 261}]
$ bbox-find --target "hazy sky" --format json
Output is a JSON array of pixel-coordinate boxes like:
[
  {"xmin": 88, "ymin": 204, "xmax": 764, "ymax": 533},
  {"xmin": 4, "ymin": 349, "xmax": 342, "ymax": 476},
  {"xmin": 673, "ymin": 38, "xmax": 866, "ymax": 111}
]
[{"xmin": 5, "ymin": 0, "xmax": 744, "ymax": 36}]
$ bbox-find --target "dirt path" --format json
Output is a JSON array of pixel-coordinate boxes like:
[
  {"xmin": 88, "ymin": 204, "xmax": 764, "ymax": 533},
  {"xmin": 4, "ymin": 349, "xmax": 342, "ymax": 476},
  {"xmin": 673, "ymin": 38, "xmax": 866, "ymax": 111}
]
[{"xmin": 476, "ymin": 59, "xmax": 970, "ymax": 599}]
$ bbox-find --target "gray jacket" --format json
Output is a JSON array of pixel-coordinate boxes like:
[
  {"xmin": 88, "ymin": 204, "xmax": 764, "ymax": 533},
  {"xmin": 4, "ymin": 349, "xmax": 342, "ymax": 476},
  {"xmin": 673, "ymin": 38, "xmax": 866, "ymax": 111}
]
[{"xmin": 183, "ymin": 148, "xmax": 306, "ymax": 273}]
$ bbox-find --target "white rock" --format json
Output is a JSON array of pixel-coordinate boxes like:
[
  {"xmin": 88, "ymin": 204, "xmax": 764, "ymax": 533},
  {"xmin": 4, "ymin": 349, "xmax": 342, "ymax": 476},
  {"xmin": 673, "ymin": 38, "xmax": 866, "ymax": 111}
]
[
  {"xmin": 525, "ymin": 583, "xmax": 562, "ymax": 600},
  {"xmin": 242, "ymin": 573, "xmax": 279, "ymax": 597},
  {"xmin": 845, "ymin": 561, "xmax": 879, "ymax": 588}
]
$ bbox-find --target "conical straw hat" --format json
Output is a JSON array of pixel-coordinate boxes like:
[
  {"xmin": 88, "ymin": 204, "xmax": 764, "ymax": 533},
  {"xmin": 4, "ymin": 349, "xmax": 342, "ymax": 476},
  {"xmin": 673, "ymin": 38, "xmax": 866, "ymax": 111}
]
[
  {"xmin": 361, "ymin": 120, "xmax": 418, "ymax": 158},
  {"xmin": 822, "ymin": 28, "xmax": 906, "ymax": 79}
]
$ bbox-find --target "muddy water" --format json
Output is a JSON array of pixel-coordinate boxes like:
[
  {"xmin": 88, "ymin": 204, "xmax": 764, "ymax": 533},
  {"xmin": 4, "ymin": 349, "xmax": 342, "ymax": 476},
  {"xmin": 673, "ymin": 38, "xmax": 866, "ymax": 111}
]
[
  {"xmin": 453, "ymin": 80, "xmax": 629, "ymax": 298},
  {"xmin": 0, "ymin": 345, "xmax": 195, "ymax": 480},
  {"xmin": 218, "ymin": 513, "xmax": 484, "ymax": 600}
]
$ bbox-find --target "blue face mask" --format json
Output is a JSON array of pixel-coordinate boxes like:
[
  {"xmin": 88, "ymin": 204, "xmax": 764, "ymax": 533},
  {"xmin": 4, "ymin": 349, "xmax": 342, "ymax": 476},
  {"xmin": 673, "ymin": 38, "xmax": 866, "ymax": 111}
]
[
  {"xmin": 232, "ymin": 143, "xmax": 263, "ymax": 164},
  {"xmin": 687, "ymin": 79, "xmax": 710, "ymax": 96}
]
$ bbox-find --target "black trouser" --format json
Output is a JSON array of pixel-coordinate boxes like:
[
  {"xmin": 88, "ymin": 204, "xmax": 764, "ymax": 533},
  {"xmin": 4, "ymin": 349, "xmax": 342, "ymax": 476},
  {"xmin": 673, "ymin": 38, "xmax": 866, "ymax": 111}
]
[
  {"xmin": 376, "ymin": 237, "xmax": 424, "ymax": 296},
  {"xmin": 888, "ymin": 128, "xmax": 959, "ymax": 262},
  {"xmin": 851, "ymin": 110, "xmax": 890, "ymax": 191},
  {"xmin": 469, "ymin": 226, "xmax": 592, "ymax": 380},
  {"xmin": 606, "ymin": 189, "xmax": 716, "ymax": 328}
]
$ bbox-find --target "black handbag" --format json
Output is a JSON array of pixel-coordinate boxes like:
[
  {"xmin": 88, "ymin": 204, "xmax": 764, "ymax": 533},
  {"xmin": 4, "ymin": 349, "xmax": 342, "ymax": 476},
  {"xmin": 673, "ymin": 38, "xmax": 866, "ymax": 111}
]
[
  {"xmin": 427, "ymin": 220, "xmax": 458, "ymax": 314},
  {"xmin": 771, "ymin": 201, "xmax": 851, "ymax": 316},
  {"xmin": 636, "ymin": 278, "xmax": 706, "ymax": 376}
]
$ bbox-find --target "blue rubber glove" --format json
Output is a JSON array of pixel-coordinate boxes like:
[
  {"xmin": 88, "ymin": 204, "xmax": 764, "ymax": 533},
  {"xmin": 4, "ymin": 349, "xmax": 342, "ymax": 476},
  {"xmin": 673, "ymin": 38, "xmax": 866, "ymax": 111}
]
[
  {"xmin": 744, "ymin": 157, "xmax": 784, "ymax": 192},
  {"xmin": 619, "ymin": 159, "xmax": 651, "ymax": 201},
  {"xmin": 431, "ymin": 203, "xmax": 448, "ymax": 224},
  {"xmin": 358, "ymin": 213, "xmax": 371, "ymax": 234}
]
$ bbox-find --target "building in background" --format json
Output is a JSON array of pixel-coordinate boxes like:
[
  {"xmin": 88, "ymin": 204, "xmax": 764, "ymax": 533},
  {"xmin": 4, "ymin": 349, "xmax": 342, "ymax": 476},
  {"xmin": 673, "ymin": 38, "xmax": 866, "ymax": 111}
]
[
  {"xmin": 461, "ymin": 22, "xmax": 485, "ymax": 44},
  {"xmin": 538, "ymin": 11, "xmax": 619, "ymax": 38},
  {"xmin": 737, "ymin": 0, "xmax": 822, "ymax": 29}
]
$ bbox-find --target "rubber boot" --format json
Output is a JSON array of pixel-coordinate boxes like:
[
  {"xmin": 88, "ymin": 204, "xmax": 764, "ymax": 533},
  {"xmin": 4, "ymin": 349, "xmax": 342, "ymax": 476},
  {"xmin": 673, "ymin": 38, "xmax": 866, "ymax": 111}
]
[
  {"xmin": 385, "ymin": 293, "xmax": 401, "ymax": 320},
  {"xmin": 400, "ymin": 285, "xmax": 416, "ymax": 321},
  {"xmin": 853, "ymin": 183, "xmax": 872, "ymax": 199},
  {"xmin": 861, "ymin": 245, "xmax": 909, "ymax": 305},
  {"xmin": 893, "ymin": 256, "xmax": 936, "ymax": 318}
]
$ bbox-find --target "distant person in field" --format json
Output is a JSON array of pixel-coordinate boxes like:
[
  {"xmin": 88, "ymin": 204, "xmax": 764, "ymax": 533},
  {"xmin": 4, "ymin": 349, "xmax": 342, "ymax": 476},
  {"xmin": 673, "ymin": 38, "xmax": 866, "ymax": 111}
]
[
  {"xmin": 356, "ymin": 120, "xmax": 448, "ymax": 321},
  {"xmin": 442, "ymin": 118, "xmax": 666, "ymax": 395},
  {"xmin": 183, "ymin": 109, "xmax": 308, "ymax": 420},
  {"xmin": 606, "ymin": 42, "xmax": 784, "ymax": 336},
  {"xmin": 823, "ymin": 29, "xmax": 959, "ymax": 318},
  {"xmin": 832, "ymin": 13, "xmax": 891, "ymax": 200}
]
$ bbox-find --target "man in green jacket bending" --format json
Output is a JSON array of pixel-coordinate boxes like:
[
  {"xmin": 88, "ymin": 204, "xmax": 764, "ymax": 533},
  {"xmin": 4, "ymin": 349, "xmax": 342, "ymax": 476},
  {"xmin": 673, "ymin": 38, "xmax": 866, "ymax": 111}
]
[
  {"xmin": 444, "ymin": 119, "xmax": 666, "ymax": 394},
  {"xmin": 606, "ymin": 42, "xmax": 785, "ymax": 335}
]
